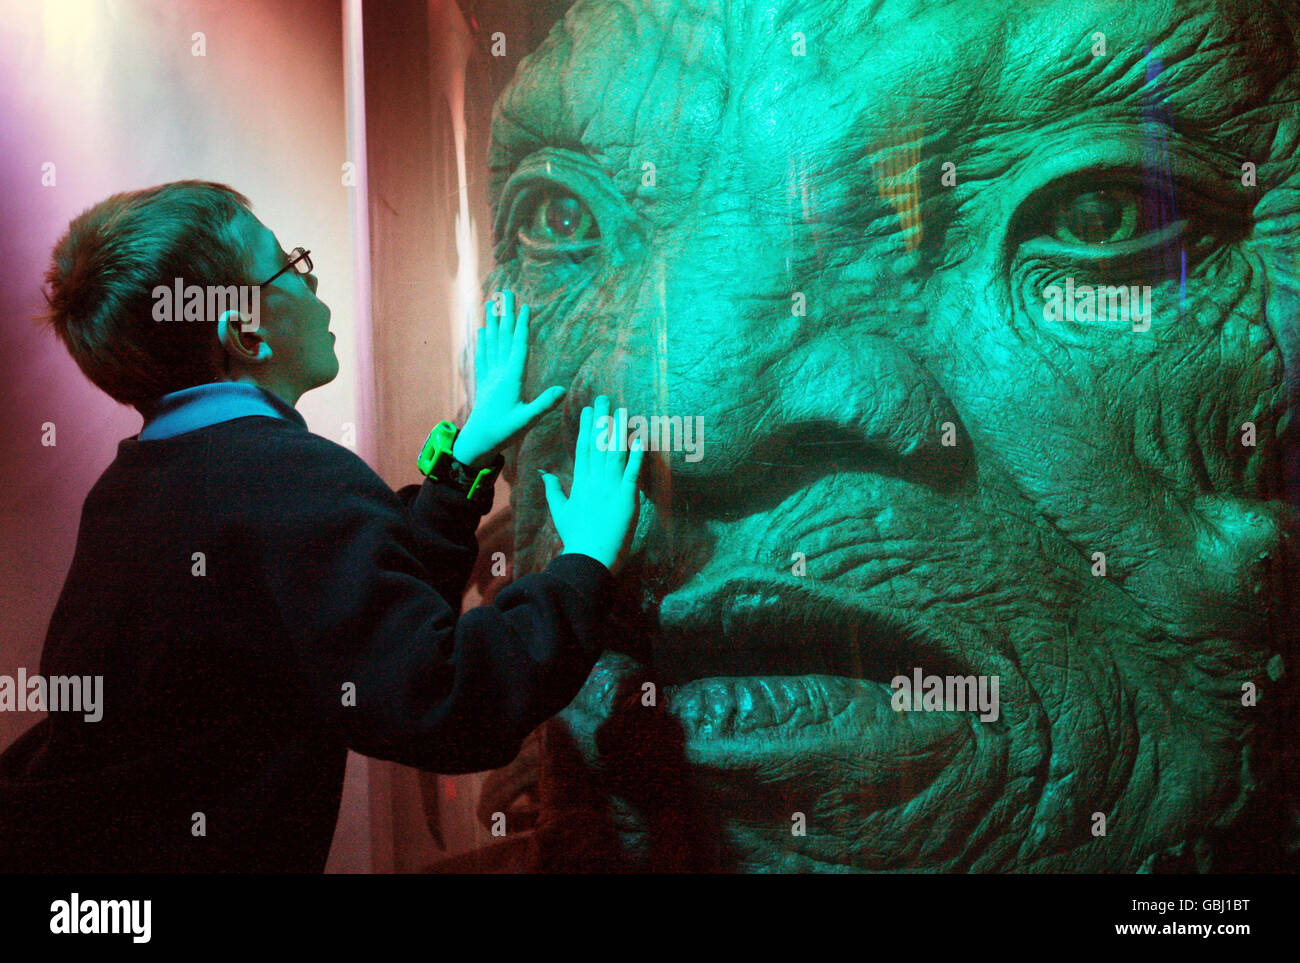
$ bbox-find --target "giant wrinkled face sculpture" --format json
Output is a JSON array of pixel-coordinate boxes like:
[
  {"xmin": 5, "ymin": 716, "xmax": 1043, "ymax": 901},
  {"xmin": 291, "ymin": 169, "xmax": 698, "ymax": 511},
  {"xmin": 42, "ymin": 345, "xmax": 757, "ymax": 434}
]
[{"xmin": 481, "ymin": 0, "xmax": 1300, "ymax": 871}]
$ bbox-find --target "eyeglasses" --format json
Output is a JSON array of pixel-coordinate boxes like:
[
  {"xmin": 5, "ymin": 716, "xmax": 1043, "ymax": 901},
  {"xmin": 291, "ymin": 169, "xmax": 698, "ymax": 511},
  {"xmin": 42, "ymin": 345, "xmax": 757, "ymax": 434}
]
[{"xmin": 258, "ymin": 246, "xmax": 313, "ymax": 288}]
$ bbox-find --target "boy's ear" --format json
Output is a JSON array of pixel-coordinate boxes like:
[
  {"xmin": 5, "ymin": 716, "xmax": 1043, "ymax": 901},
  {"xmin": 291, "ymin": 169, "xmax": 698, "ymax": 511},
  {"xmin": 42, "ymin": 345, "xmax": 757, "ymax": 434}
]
[{"xmin": 216, "ymin": 308, "xmax": 272, "ymax": 365}]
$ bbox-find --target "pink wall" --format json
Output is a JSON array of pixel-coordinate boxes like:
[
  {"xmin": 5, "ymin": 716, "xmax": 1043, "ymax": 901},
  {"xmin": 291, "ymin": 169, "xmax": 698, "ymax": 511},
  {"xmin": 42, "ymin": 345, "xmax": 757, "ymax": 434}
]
[{"xmin": 0, "ymin": 0, "xmax": 371, "ymax": 871}]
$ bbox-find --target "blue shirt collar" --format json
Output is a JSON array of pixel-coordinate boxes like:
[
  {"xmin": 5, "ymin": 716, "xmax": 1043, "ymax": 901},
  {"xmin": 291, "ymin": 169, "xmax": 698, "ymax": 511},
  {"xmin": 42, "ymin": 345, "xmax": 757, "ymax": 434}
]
[{"xmin": 138, "ymin": 382, "xmax": 306, "ymax": 440}]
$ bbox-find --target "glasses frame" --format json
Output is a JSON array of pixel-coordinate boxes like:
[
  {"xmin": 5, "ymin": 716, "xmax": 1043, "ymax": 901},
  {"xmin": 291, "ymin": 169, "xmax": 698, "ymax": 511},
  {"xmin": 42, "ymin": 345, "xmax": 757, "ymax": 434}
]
[{"xmin": 258, "ymin": 246, "xmax": 313, "ymax": 288}]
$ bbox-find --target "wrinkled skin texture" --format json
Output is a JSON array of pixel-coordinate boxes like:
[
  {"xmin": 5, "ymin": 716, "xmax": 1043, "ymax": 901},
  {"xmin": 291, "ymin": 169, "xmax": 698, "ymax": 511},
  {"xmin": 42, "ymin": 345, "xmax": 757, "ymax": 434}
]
[{"xmin": 481, "ymin": 0, "xmax": 1300, "ymax": 871}]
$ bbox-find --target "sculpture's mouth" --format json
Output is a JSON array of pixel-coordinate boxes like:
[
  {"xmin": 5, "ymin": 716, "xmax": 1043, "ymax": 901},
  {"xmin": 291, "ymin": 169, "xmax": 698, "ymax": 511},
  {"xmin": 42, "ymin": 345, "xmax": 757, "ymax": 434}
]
[
  {"xmin": 655, "ymin": 575, "xmax": 975, "ymax": 746},
  {"xmin": 569, "ymin": 571, "xmax": 978, "ymax": 781}
]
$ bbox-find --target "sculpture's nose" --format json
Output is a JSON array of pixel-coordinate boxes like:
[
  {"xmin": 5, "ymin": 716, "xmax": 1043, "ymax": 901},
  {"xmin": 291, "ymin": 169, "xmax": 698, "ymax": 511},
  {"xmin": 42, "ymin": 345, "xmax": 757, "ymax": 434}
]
[
  {"xmin": 693, "ymin": 337, "xmax": 968, "ymax": 510},
  {"xmin": 571, "ymin": 282, "xmax": 972, "ymax": 515}
]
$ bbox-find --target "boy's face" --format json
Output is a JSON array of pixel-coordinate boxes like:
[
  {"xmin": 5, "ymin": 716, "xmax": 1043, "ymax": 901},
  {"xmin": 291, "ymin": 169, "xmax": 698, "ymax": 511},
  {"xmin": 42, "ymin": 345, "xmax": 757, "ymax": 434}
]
[{"xmin": 230, "ymin": 210, "xmax": 338, "ymax": 400}]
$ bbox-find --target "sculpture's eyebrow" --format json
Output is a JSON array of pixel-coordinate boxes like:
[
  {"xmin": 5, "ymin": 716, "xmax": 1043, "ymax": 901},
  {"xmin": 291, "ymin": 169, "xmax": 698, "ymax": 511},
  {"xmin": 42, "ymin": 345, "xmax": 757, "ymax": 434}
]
[
  {"xmin": 486, "ymin": 0, "xmax": 1300, "ymax": 206},
  {"xmin": 980, "ymin": 10, "xmax": 1298, "ymax": 158}
]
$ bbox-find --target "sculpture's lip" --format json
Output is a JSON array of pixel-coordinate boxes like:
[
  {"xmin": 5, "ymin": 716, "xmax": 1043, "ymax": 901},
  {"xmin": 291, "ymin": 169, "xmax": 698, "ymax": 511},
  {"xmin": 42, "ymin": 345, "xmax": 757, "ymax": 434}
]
[
  {"xmin": 564, "ymin": 572, "xmax": 982, "ymax": 770},
  {"xmin": 659, "ymin": 674, "xmax": 970, "ymax": 750},
  {"xmin": 567, "ymin": 656, "xmax": 972, "ymax": 780},
  {"xmin": 652, "ymin": 573, "xmax": 976, "ymax": 686}
]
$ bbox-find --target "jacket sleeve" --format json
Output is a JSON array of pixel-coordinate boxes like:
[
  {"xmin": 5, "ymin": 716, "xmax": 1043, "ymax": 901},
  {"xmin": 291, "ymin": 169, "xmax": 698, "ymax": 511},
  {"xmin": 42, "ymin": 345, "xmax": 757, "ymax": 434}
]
[
  {"xmin": 394, "ymin": 479, "xmax": 483, "ymax": 615},
  {"xmin": 248, "ymin": 433, "xmax": 612, "ymax": 773}
]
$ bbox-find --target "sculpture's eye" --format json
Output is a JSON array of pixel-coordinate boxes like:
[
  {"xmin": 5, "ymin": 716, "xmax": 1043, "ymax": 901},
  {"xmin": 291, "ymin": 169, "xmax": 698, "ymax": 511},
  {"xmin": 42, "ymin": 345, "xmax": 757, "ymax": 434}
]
[
  {"xmin": 1010, "ymin": 169, "xmax": 1239, "ymax": 273},
  {"xmin": 521, "ymin": 191, "xmax": 601, "ymax": 245},
  {"xmin": 1047, "ymin": 188, "xmax": 1148, "ymax": 246},
  {"xmin": 1009, "ymin": 164, "xmax": 1249, "ymax": 315}
]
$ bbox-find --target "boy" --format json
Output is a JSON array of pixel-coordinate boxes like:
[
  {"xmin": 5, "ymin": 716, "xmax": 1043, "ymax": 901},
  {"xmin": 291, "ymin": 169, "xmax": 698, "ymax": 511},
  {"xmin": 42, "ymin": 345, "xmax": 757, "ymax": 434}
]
[{"xmin": 0, "ymin": 180, "xmax": 642, "ymax": 872}]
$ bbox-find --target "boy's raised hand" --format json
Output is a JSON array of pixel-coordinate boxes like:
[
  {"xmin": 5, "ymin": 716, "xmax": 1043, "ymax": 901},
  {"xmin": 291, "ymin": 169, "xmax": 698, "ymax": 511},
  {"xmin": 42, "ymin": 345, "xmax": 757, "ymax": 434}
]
[
  {"xmin": 539, "ymin": 395, "xmax": 645, "ymax": 575},
  {"xmin": 452, "ymin": 290, "xmax": 566, "ymax": 468}
]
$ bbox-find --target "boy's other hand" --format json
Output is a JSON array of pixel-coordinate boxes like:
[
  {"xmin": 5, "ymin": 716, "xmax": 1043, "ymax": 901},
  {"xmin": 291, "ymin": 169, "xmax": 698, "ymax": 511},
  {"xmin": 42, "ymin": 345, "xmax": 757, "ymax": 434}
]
[
  {"xmin": 539, "ymin": 395, "xmax": 645, "ymax": 575},
  {"xmin": 453, "ymin": 289, "xmax": 565, "ymax": 468}
]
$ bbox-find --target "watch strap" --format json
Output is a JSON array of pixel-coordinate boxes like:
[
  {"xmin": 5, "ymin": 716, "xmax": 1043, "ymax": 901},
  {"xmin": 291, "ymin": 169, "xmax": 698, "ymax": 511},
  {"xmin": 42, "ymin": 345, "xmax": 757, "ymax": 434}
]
[
  {"xmin": 445, "ymin": 452, "xmax": 505, "ymax": 507},
  {"xmin": 418, "ymin": 421, "xmax": 503, "ymax": 507}
]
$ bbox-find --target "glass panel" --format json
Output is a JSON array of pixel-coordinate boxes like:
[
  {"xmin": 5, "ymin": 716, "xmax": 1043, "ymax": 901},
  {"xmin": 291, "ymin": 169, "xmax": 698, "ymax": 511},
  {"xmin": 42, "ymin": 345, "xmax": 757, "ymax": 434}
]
[{"xmin": 402, "ymin": 0, "xmax": 1300, "ymax": 874}]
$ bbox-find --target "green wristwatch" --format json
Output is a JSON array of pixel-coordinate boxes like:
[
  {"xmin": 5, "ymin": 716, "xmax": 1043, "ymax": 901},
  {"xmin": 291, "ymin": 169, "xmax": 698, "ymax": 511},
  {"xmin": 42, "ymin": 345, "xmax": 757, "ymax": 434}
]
[{"xmin": 417, "ymin": 420, "xmax": 503, "ymax": 506}]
